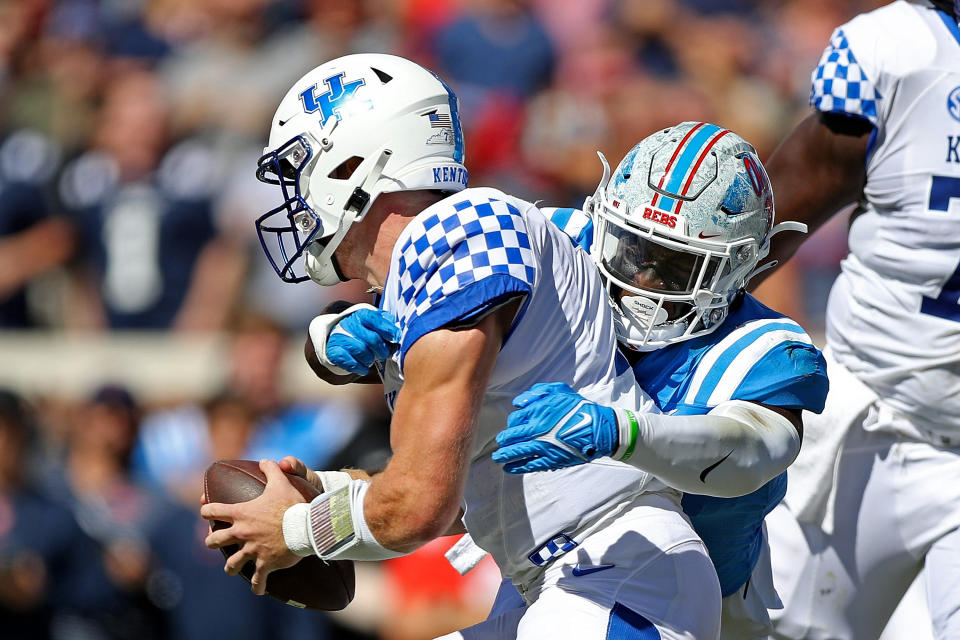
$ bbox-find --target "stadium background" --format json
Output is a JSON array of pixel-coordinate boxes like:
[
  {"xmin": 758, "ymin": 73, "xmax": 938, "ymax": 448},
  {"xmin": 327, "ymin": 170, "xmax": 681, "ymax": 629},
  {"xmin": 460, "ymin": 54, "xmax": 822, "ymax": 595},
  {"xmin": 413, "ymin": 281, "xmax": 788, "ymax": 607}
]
[{"xmin": 0, "ymin": 0, "xmax": 896, "ymax": 639}]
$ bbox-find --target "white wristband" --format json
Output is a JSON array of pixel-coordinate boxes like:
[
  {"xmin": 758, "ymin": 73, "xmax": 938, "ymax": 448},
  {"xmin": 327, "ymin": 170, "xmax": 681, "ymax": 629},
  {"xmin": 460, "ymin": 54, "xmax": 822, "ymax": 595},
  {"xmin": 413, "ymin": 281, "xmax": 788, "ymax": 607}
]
[
  {"xmin": 281, "ymin": 470, "xmax": 357, "ymax": 557},
  {"xmin": 612, "ymin": 409, "xmax": 642, "ymax": 462},
  {"xmin": 282, "ymin": 502, "xmax": 314, "ymax": 557},
  {"xmin": 315, "ymin": 470, "xmax": 353, "ymax": 493},
  {"xmin": 305, "ymin": 479, "xmax": 406, "ymax": 562},
  {"xmin": 308, "ymin": 303, "xmax": 379, "ymax": 376}
]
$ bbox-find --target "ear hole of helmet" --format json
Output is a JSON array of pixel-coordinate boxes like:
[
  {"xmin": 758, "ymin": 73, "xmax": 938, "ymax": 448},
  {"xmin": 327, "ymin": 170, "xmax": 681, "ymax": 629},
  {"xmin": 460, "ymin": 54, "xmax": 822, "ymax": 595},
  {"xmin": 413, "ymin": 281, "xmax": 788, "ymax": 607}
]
[{"xmin": 328, "ymin": 156, "xmax": 364, "ymax": 180}]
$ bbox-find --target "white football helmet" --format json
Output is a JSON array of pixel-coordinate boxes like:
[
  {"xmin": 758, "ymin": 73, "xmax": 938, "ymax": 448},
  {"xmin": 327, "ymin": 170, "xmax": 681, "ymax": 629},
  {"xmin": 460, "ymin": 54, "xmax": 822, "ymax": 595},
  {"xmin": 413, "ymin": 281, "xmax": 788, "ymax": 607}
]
[
  {"xmin": 586, "ymin": 121, "xmax": 805, "ymax": 350},
  {"xmin": 256, "ymin": 54, "xmax": 468, "ymax": 285}
]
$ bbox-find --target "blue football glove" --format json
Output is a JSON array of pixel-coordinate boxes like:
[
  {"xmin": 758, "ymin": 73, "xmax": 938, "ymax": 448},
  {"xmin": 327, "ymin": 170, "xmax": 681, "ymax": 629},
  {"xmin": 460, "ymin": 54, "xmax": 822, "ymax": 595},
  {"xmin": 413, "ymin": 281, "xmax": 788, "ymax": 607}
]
[
  {"xmin": 326, "ymin": 308, "xmax": 400, "ymax": 375},
  {"xmin": 492, "ymin": 382, "xmax": 620, "ymax": 474}
]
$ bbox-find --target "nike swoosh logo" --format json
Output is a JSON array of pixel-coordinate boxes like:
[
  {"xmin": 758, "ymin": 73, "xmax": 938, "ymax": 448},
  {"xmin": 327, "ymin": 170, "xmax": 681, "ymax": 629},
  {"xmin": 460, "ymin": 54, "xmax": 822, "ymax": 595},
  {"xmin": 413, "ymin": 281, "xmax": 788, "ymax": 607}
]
[
  {"xmin": 698, "ymin": 232, "xmax": 721, "ymax": 239},
  {"xmin": 699, "ymin": 450, "xmax": 734, "ymax": 482},
  {"xmin": 572, "ymin": 563, "xmax": 616, "ymax": 577}
]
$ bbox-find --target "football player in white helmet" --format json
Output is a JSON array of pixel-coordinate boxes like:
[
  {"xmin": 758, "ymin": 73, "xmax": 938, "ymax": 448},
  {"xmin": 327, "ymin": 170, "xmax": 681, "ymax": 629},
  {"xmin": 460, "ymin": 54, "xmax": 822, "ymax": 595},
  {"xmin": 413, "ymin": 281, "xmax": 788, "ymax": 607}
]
[
  {"xmin": 490, "ymin": 122, "xmax": 828, "ymax": 639},
  {"xmin": 253, "ymin": 53, "xmax": 468, "ymax": 287},
  {"xmin": 203, "ymin": 56, "xmax": 723, "ymax": 639}
]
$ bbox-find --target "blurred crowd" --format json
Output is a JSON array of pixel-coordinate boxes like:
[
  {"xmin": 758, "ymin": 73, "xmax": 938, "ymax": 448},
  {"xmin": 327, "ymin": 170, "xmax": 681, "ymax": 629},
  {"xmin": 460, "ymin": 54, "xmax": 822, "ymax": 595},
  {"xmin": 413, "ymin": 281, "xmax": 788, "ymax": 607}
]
[{"xmin": 0, "ymin": 0, "xmax": 884, "ymax": 638}]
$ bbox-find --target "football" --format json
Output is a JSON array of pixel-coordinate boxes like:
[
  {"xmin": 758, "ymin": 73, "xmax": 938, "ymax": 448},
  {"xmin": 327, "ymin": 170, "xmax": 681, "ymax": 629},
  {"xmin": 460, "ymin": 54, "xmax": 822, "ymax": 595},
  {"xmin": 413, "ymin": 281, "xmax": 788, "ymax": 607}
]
[{"xmin": 202, "ymin": 459, "xmax": 355, "ymax": 610}]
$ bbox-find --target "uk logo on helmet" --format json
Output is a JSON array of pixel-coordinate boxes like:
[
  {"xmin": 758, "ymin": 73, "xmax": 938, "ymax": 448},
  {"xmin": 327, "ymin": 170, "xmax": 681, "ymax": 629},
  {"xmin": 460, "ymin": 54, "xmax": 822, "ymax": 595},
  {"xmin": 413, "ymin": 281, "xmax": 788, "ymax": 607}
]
[{"xmin": 299, "ymin": 72, "xmax": 372, "ymax": 126}]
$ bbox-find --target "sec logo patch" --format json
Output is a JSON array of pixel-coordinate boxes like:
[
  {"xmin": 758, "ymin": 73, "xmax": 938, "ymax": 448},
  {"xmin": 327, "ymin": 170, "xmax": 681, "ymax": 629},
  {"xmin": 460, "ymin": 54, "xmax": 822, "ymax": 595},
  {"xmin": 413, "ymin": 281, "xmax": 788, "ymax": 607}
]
[{"xmin": 948, "ymin": 86, "xmax": 960, "ymax": 123}]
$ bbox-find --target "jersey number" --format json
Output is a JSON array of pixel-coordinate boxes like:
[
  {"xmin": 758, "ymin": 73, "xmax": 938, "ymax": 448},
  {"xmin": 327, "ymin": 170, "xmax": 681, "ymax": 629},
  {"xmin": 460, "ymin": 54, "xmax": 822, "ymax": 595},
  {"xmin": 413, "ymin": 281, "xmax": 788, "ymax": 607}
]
[{"xmin": 921, "ymin": 176, "xmax": 960, "ymax": 321}]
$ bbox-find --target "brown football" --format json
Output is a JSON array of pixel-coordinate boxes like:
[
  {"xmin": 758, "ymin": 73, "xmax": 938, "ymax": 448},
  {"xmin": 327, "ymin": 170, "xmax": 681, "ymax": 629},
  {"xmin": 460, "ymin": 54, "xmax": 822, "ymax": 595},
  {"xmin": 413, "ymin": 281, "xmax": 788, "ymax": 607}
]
[{"xmin": 202, "ymin": 459, "xmax": 355, "ymax": 610}]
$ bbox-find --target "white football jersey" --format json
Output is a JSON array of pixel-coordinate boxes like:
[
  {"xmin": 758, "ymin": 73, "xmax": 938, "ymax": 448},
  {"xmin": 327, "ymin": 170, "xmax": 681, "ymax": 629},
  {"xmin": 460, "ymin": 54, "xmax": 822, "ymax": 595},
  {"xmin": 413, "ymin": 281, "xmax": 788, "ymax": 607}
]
[
  {"xmin": 812, "ymin": 1, "xmax": 960, "ymax": 433},
  {"xmin": 375, "ymin": 186, "xmax": 662, "ymax": 585}
]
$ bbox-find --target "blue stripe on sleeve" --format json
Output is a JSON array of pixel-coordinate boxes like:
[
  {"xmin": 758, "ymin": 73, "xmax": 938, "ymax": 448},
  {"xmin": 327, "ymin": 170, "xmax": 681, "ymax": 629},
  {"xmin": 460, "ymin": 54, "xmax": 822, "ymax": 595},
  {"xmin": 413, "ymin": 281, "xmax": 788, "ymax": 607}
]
[
  {"xmin": 731, "ymin": 342, "xmax": 829, "ymax": 412},
  {"xmin": 549, "ymin": 207, "xmax": 575, "ymax": 230},
  {"xmin": 691, "ymin": 322, "xmax": 805, "ymax": 406}
]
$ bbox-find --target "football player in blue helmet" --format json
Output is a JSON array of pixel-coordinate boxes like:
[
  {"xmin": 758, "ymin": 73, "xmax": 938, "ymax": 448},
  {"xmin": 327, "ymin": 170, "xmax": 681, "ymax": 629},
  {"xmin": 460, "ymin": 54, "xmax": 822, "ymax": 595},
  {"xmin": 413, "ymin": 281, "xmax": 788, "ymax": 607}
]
[{"xmin": 492, "ymin": 122, "xmax": 829, "ymax": 639}]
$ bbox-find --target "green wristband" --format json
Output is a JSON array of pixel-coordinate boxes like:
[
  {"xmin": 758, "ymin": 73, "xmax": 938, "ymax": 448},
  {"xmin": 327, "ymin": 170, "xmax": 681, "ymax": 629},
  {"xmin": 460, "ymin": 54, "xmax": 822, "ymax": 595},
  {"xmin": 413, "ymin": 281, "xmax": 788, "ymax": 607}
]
[{"xmin": 619, "ymin": 409, "xmax": 640, "ymax": 462}]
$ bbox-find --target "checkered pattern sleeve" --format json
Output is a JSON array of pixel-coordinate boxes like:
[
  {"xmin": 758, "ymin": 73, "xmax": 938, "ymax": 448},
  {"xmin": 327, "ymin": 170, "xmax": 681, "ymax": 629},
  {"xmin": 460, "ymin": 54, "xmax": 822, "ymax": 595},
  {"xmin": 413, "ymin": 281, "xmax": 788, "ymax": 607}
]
[
  {"xmin": 809, "ymin": 28, "xmax": 881, "ymax": 126},
  {"xmin": 391, "ymin": 195, "xmax": 537, "ymax": 365}
]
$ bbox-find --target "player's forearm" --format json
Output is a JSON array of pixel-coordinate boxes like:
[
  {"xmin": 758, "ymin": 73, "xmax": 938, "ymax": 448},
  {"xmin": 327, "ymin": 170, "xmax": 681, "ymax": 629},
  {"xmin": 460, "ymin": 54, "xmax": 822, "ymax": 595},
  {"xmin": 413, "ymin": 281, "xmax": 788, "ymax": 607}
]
[
  {"xmin": 360, "ymin": 317, "xmax": 501, "ymax": 548},
  {"xmin": 283, "ymin": 470, "xmax": 462, "ymax": 562},
  {"xmin": 614, "ymin": 401, "xmax": 800, "ymax": 498},
  {"xmin": 286, "ymin": 315, "xmax": 501, "ymax": 560},
  {"xmin": 363, "ymin": 472, "xmax": 462, "ymax": 551}
]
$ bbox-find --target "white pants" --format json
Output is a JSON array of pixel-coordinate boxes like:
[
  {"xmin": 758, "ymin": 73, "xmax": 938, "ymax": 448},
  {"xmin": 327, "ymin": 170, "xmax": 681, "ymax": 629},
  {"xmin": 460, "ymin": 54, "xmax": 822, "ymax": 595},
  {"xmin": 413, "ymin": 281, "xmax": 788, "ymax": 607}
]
[
  {"xmin": 438, "ymin": 492, "xmax": 722, "ymax": 640},
  {"xmin": 768, "ymin": 401, "xmax": 960, "ymax": 640}
]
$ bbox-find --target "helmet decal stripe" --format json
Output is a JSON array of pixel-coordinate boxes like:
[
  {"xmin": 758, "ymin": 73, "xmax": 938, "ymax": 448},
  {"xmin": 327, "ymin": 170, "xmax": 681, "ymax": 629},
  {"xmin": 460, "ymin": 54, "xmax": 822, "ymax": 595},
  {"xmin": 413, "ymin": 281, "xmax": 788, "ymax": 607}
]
[
  {"xmin": 651, "ymin": 122, "xmax": 704, "ymax": 210},
  {"xmin": 656, "ymin": 123, "xmax": 722, "ymax": 213},
  {"xmin": 430, "ymin": 72, "xmax": 465, "ymax": 164},
  {"xmin": 675, "ymin": 129, "xmax": 731, "ymax": 215}
]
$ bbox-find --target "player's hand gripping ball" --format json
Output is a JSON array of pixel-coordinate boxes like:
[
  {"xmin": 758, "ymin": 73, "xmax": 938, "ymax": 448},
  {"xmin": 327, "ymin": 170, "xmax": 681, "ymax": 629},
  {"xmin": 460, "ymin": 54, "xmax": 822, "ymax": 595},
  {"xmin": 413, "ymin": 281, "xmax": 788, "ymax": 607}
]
[{"xmin": 202, "ymin": 459, "xmax": 355, "ymax": 610}]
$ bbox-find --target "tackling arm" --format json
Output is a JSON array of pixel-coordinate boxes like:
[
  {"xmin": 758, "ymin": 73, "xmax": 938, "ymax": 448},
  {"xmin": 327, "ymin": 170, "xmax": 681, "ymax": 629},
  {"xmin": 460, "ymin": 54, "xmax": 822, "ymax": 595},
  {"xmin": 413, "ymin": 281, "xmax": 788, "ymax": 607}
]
[
  {"xmin": 610, "ymin": 401, "xmax": 801, "ymax": 498},
  {"xmin": 494, "ymin": 382, "xmax": 802, "ymax": 498},
  {"xmin": 749, "ymin": 112, "xmax": 871, "ymax": 289}
]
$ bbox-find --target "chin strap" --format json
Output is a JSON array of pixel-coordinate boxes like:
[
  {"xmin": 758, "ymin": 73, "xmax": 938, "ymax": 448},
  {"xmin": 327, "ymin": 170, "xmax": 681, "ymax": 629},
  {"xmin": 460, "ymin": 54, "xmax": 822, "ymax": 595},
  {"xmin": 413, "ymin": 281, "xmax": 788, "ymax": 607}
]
[
  {"xmin": 769, "ymin": 220, "xmax": 808, "ymax": 236},
  {"xmin": 305, "ymin": 212, "xmax": 358, "ymax": 285},
  {"xmin": 596, "ymin": 151, "xmax": 612, "ymax": 192},
  {"xmin": 304, "ymin": 148, "xmax": 393, "ymax": 286}
]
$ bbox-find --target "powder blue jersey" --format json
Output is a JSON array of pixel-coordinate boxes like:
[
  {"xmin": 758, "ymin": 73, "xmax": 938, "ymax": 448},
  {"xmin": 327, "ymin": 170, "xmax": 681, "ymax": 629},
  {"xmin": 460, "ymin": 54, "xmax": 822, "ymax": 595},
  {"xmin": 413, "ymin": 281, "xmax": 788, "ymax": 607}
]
[
  {"xmin": 634, "ymin": 295, "xmax": 828, "ymax": 596},
  {"xmin": 546, "ymin": 206, "xmax": 829, "ymax": 596}
]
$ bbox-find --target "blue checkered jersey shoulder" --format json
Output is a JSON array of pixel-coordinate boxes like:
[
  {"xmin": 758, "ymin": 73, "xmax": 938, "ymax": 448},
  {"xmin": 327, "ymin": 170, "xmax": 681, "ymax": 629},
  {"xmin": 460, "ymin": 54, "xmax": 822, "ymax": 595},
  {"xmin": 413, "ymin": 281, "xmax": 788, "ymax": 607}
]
[
  {"xmin": 810, "ymin": 27, "xmax": 881, "ymax": 126},
  {"xmin": 631, "ymin": 293, "xmax": 828, "ymax": 416},
  {"xmin": 543, "ymin": 206, "xmax": 593, "ymax": 252},
  {"xmin": 386, "ymin": 188, "xmax": 538, "ymax": 365},
  {"xmin": 810, "ymin": 0, "xmax": 960, "ymax": 128}
]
